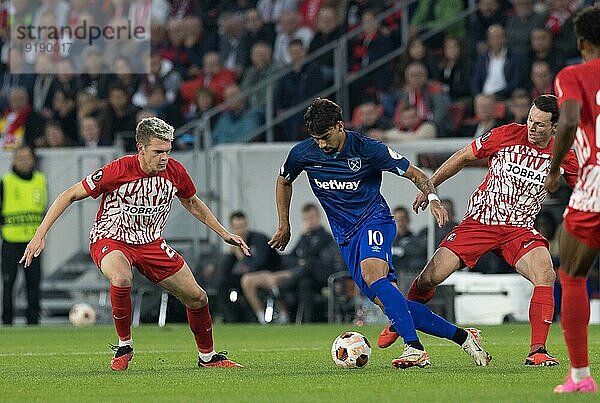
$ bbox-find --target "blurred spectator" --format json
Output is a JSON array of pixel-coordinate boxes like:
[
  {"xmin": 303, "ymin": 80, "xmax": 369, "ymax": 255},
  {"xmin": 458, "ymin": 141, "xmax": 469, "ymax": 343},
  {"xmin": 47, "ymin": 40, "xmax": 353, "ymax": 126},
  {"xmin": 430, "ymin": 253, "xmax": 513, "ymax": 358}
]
[
  {"xmin": 345, "ymin": 0, "xmax": 385, "ymax": 31},
  {"xmin": 31, "ymin": 54, "xmax": 55, "ymax": 118},
  {"xmin": 212, "ymin": 84, "xmax": 263, "ymax": 144},
  {"xmin": 390, "ymin": 206, "xmax": 426, "ymax": 273},
  {"xmin": 383, "ymin": 104, "xmax": 437, "ymax": 142},
  {"xmin": 218, "ymin": 12, "xmax": 245, "ymax": 77},
  {"xmin": 170, "ymin": 0, "xmax": 201, "ymax": 20},
  {"xmin": 1, "ymin": 145, "xmax": 46, "ymax": 325},
  {"xmin": 273, "ymin": 10, "xmax": 314, "ymax": 66},
  {"xmin": 431, "ymin": 36, "xmax": 472, "ymax": 102},
  {"xmin": 348, "ymin": 9, "xmax": 393, "ymax": 103},
  {"xmin": 143, "ymin": 84, "xmax": 184, "ymax": 129},
  {"xmin": 49, "ymin": 59, "xmax": 80, "ymax": 102},
  {"xmin": 409, "ymin": 0, "xmax": 465, "ymax": 49},
  {"xmin": 78, "ymin": 115, "xmax": 109, "ymax": 147},
  {"xmin": 308, "ymin": 6, "xmax": 344, "ymax": 82},
  {"xmin": 180, "ymin": 51, "xmax": 237, "ymax": 105},
  {"xmin": 50, "ymin": 90, "xmax": 77, "ymax": 143},
  {"xmin": 184, "ymin": 86, "xmax": 217, "ymax": 124},
  {"xmin": 471, "ymin": 24, "xmax": 523, "ymax": 100},
  {"xmin": 505, "ymin": 0, "xmax": 545, "ymax": 56},
  {"xmin": 0, "ymin": 87, "xmax": 43, "ymax": 149},
  {"xmin": 80, "ymin": 46, "xmax": 111, "ymax": 99},
  {"xmin": 506, "ymin": 88, "xmax": 531, "ymax": 124},
  {"xmin": 468, "ymin": 0, "xmax": 507, "ymax": 56},
  {"xmin": 0, "ymin": 46, "xmax": 35, "ymax": 110},
  {"xmin": 257, "ymin": 0, "xmax": 299, "ymax": 26},
  {"xmin": 526, "ymin": 28, "xmax": 563, "ymax": 78},
  {"xmin": 240, "ymin": 42, "xmax": 280, "ymax": 108},
  {"xmin": 241, "ymin": 203, "xmax": 337, "ymax": 323},
  {"xmin": 275, "ymin": 39, "xmax": 324, "ymax": 140},
  {"xmin": 353, "ymin": 101, "xmax": 390, "ymax": 135},
  {"xmin": 298, "ymin": 0, "xmax": 324, "ymax": 28},
  {"xmin": 36, "ymin": 120, "xmax": 76, "ymax": 147},
  {"xmin": 386, "ymin": 62, "xmax": 450, "ymax": 137},
  {"xmin": 32, "ymin": 0, "xmax": 70, "ymax": 30},
  {"xmin": 239, "ymin": 8, "xmax": 276, "ymax": 68},
  {"xmin": 393, "ymin": 38, "xmax": 434, "ymax": 90},
  {"xmin": 133, "ymin": 51, "xmax": 183, "ymax": 108},
  {"xmin": 113, "ymin": 57, "xmax": 141, "ymax": 97},
  {"xmin": 98, "ymin": 84, "xmax": 141, "ymax": 147},
  {"xmin": 75, "ymin": 91, "xmax": 102, "ymax": 121},
  {"xmin": 161, "ymin": 16, "xmax": 218, "ymax": 79},
  {"xmin": 528, "ymin": 60, "xmax": 554, "ymax": 100},
  {"xmin": 217, "ymin": 210, "xmax": 283, "ymax": 323},
  {"xmin": 460, "ymin": 93, "xmax": 506, "ymax": 138}
]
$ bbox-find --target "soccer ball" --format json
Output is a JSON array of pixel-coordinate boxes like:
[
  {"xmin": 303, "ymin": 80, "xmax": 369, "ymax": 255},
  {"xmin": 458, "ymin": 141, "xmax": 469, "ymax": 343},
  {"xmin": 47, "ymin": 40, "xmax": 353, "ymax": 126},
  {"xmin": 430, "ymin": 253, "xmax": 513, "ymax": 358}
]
[
  {"xmin": 69, "ymin": 303, "xmax": 97, "ymax": 327},
  {"xmin": 331, "ymin": 331, "xmax": 372, "ymax": 369}
]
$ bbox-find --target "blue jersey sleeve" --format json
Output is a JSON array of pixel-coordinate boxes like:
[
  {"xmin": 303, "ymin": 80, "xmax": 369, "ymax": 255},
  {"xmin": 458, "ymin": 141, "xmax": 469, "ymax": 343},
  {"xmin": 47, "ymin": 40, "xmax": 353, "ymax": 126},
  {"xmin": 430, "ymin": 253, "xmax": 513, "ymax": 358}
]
[
  {"xmin": 369, "ymin": 142, "xmax": 410, "ymax": 176},
  {"xmin": 279, "ymin": 144, "xmax": 304, "ymax": 182}
]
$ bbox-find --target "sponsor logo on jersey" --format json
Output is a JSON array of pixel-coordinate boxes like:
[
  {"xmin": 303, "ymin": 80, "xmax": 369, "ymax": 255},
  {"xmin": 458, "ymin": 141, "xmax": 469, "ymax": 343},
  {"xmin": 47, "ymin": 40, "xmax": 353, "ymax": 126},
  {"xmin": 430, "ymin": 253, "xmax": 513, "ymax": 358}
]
[
  {"xmin": 347, "ymin": 157, "xmax": 361, "ymax": 172},
  {"xmin": 474, "ymin": 131, "xmax": 491, "ymax": 151},
  {"xmin": 101, "ymin": 245, "xmax": 109, "ymax": 254},
  {"xmin": 122, "ymin": 203, "xmax": 169, "ymax": 215},
  {"xmin": 505, "ymin": 162, "xmax": 547, "ymax": 185},
  {"xmin": 313, "ymin": 178, "xmax": 360, "ymax": 191}
]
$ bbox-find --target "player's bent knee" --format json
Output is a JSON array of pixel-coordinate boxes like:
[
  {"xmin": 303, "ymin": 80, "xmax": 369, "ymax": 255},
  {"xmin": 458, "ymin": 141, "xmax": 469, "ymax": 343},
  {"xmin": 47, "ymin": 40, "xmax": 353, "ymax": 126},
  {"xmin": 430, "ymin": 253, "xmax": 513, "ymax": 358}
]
[{"xmin": 107, "ymin": 273, "xmax": 133, "ymax": 287}]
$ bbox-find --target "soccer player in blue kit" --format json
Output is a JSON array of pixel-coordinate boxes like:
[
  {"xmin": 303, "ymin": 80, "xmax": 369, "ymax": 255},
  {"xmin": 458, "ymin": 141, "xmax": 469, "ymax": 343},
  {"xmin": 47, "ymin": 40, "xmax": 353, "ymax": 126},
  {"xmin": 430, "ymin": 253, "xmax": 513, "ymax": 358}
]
[{"xmin": 269, "ymin": 98, "xmax": 492, "ymax": 368}]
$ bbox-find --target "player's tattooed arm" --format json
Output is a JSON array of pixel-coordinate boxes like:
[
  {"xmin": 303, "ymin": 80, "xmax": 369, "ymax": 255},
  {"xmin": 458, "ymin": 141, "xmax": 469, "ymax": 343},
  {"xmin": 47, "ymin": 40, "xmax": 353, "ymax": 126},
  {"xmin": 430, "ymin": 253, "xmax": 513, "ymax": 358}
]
[{"xmin": 404, "ymin": 165, "xmax": 448, "ymax": 227}]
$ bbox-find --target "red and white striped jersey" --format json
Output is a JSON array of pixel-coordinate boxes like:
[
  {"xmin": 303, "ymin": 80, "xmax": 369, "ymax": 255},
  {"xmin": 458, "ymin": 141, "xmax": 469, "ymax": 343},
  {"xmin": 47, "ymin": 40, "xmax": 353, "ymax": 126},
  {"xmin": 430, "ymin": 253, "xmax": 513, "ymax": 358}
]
[
  {"xmin": 465, "ymin": 123, "xmax": 579, "ymax": 227},
  {"xmin": 555, "ymin": 59, "xmax": 600, "ymax": 212},
  {"xmin": 81, "ymin": 155, "xmax": 196, "ymax": 244}
]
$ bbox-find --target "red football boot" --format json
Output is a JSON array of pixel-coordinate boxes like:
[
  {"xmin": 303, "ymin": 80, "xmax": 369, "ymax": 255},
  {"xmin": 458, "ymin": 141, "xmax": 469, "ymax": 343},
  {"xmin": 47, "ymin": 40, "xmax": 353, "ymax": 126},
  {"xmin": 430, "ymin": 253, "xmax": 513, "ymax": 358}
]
[
  {"xmin": 198, "ymin": 351, "xmax": 243, "ymax": 368},
  {"xmin": 110, "ymin": 345, "xmax": 133, "ymax": 371},
  {"xmin": 377, "ymin": 323, "xmax": 399, "ymax": 348}
]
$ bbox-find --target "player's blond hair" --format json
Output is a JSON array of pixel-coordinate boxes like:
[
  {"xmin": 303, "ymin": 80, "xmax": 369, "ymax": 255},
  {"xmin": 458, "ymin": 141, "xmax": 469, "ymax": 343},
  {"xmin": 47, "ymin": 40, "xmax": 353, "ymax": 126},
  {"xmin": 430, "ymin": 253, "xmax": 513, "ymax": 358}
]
[{"xmin": 135, "ymin": 117, "xmax": 174, "ymax": 145}]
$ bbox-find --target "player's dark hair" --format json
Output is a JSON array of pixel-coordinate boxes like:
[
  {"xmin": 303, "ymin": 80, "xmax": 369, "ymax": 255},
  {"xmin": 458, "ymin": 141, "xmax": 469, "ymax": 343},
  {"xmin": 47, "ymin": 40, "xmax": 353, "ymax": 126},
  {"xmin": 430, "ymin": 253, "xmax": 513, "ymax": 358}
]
[
  {"xmin": 532, "ymin": 94, "xmax": 559, "ymax": 124},
  {"xmin": 392, "ymin": 206, "xmax": 409, "ymax": 216},
  {"xmin": 304, "ymin": 97, "xmax": 343, "ymax": 136},
  {"xmin": 230, "ymin": 210, "xmax": 247, "ymax": 222},
  {"xmin": 574, "ymin": 5, "xmax": 600, "ymax": 47}
]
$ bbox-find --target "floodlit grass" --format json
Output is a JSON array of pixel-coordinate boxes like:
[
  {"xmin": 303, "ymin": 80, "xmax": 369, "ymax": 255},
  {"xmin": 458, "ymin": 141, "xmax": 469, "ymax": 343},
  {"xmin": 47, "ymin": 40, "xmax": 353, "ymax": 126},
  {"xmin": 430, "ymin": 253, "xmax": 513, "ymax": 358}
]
[{"xmin": 0, "ymin": 323, "xmax": 598, "ymax": 402}]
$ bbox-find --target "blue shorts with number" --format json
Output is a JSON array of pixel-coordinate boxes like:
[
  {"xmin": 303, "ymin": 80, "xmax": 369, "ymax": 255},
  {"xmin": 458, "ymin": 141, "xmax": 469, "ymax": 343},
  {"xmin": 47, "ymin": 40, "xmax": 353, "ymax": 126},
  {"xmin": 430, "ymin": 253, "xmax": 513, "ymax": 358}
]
[{"xmin": 339, "ymin": 219, "xmax": 397, "ymax": 301}]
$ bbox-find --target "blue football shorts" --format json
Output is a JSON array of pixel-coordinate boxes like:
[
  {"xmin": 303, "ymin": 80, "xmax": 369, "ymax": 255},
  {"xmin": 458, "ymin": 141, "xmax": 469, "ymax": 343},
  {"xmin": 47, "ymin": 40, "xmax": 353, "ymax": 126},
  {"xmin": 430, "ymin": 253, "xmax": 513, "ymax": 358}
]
[{"xmin": 339, "ymin": 219, "xmax": 397, "ymax": 301}]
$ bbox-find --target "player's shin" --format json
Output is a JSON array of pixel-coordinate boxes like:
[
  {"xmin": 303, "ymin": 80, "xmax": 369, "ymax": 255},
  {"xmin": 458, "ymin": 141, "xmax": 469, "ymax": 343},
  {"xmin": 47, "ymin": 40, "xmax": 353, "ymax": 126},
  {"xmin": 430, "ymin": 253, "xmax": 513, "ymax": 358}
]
[
  {"xmin": 370, "ymin": 278, "xmax": 421, "ymax": 349},
  {"xmin": 558, "ymin": 269, "xmax": 590, "ymax": 368},
  {"xmin": 187, "ymin": 304, "xmax": 215, "ymax": 355},
  {"xmin": 407, "ymin": 300, "xmax": 459, "ymax": 341},
  {"xmin": 529, "ymin": 285, "xmax": 554, "ymax": 352},
  {"xmin": 110, "ymin": 285, "xmax": 132, "ymax": 343}
]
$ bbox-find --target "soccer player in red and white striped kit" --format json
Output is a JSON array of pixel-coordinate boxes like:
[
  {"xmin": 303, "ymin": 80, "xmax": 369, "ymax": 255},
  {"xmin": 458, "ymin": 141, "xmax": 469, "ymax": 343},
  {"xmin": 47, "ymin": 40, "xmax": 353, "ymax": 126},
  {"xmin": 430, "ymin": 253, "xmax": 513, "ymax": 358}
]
[
  {"xmin": 377, "ymin": 94, "xmax": 579, "ymax": 367},
  {"xmin": 20, "ymin": 117, "xmax": 247, "ymax": 370},
  {"xmin": 545, "ymin": 5, "xmax": 600, "ymax": 394}
]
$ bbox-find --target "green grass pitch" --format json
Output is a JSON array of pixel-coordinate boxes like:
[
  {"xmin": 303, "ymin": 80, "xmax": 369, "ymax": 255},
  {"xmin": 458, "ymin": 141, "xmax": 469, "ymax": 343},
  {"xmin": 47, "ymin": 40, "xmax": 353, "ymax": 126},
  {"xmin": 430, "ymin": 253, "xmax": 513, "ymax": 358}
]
[{"xmin": 1, "ymin": 323, "xmax": 598, "ymax": 402}]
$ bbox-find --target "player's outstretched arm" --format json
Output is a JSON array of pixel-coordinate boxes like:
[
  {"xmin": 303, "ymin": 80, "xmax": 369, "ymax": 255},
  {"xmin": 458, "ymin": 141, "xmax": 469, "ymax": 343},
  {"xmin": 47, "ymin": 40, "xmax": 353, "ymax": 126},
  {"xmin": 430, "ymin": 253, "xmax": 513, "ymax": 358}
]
[
  {"xmin": 545, "ymin": 100, "xmax": 580, "ymax": 193},
  {"xmin": 403, "ymin": 165, "xmax": 448, "ymax": 227},
  {"xmin": 20, "ymin": 182, "xmax": 89, "ymax": 268},
  {"xmin": 412, "ymin": 144, "xmax": 478, "ymax": 212},
  {"xmin": 268, "ymin": 176, "xmax": 292, "ymax": 251},
  {"xmin": 179, "ymin": 195, "xmax": 250, "ymax": 256}
]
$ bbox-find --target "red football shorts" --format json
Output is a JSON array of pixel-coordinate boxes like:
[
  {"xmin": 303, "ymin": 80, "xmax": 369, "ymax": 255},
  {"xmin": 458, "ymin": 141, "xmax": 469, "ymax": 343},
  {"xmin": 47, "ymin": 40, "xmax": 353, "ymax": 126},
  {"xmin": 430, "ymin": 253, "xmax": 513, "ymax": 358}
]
[
  {"xmin": 90, "ymin": 237, "xmax": 185, "ymax": 283},
  {"xmin": 563, "ymin": 207, "xmax": 600, "ymax": 249},
  {"xmin": 439, "ymin": 218, "xmax": 549, "ymax": 269}
]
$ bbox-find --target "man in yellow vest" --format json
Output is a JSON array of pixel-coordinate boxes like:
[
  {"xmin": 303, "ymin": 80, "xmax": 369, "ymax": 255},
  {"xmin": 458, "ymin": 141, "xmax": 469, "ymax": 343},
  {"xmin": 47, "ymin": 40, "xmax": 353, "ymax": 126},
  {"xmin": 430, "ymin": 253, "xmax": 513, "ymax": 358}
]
[{"xmin": 1, "ymin": 145, "xmax": 47, "ymax": 325}]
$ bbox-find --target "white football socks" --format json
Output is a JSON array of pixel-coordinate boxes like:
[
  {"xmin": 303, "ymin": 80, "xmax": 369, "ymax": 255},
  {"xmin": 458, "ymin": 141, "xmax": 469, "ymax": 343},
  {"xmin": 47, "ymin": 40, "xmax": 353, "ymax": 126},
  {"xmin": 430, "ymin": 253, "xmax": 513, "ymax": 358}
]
[
  {"xmin": 118, "ymin": 339, "xmax": 133, "ymax": 348},
  {"xmin": 571, "ymin": 366, "xmax": 591, "ymax": 383},
  {"xmin": 199, "ymin": 351, "xmax": 216, "ymax": 362}
]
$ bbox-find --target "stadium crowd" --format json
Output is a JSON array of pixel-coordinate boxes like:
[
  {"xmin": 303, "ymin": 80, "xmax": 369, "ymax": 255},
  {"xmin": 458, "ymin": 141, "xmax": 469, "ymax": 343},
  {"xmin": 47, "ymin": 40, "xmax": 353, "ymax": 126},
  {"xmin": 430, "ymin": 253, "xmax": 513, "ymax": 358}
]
[{"xmin": 0, "ymin": 0, "xmax": 596, "ymax": 149}]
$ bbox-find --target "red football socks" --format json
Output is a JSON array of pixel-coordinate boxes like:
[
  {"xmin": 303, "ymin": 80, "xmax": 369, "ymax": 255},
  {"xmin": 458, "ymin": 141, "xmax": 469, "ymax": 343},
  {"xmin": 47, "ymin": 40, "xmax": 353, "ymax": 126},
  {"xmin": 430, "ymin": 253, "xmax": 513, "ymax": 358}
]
[
  {"xmin": 110, "ymin": 285, "xmax": 132, "ymax": 341},
  {"xmin": 558, "ymin": 269, "xmax": 590, "ymax": 368},
  {"xmin": 407, "ymin": 278, "xmax": 436, "ymax": 304},
  {"xmin": 528, "ymin": 285, "xmax": 554, "ymax": 351},
  {"xmin": 187, "ymin": 304, "xmax": 214, "ymax": 353}
]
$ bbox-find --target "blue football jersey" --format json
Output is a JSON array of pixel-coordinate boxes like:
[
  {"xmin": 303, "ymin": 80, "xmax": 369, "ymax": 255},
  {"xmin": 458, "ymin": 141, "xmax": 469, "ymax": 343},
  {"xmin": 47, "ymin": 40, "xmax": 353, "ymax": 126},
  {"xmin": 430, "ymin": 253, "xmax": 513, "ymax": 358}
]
[{"xmin": 280, "ymin": 130, "xmax": 410, "ymax": 244}]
